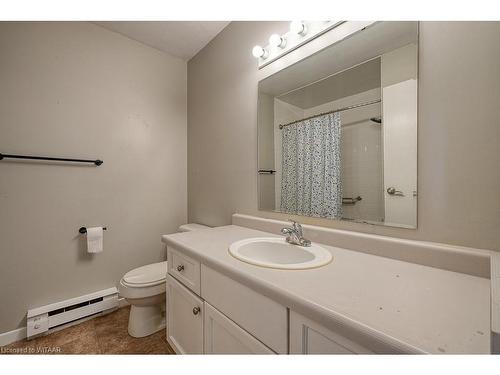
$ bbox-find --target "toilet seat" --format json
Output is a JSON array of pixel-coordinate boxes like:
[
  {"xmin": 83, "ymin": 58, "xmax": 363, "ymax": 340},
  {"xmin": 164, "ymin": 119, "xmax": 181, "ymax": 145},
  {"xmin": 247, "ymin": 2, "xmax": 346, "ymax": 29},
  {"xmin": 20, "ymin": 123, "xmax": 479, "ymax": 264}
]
[
  {"xmin": 122, "ymin": 261, "xmax": 167, "ymax": 288},
  {"xmin": 119, "ymin": 261, "xmax": 167, "ymax": 300}
]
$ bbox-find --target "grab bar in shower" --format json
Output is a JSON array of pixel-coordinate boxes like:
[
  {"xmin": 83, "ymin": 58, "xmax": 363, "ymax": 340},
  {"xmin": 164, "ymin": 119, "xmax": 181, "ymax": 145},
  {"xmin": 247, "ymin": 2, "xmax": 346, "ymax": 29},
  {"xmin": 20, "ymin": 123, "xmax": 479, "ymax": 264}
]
[
  {"xmin": 258, "ymin": 169, "xmax": 276, "ymax": 175},
  {"xmin": 342, "ymin": 196, "xmax": 362, "ymax": 205}
]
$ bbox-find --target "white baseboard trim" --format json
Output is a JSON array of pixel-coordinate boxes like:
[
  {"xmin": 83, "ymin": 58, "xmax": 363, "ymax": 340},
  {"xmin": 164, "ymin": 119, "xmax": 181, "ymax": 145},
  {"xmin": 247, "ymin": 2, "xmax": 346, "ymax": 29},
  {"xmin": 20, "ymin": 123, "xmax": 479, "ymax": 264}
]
[
  {"xmin": 1, "ymin": 298, "xmax": 129, "ymax": 347},
  {"xmin": 0, "ymin": 327, "xmax": 27, "ymax": 346}
]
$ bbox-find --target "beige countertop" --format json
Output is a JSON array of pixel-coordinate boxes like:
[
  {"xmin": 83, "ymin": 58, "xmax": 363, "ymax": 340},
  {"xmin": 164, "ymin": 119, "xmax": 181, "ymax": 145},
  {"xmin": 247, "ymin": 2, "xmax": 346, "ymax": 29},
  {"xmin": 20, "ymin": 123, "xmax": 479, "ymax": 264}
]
[{"xmin": 162, "ymin": 225, "xmax": 490, "ymax": 354}]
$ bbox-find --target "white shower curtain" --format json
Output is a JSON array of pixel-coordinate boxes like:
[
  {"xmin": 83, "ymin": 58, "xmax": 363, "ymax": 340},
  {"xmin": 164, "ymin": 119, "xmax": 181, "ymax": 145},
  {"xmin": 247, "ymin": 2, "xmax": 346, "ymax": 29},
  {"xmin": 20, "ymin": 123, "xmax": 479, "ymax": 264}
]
[{"xmin": 280, "ymin": 112, "xmax": 342, "ymax": 219}]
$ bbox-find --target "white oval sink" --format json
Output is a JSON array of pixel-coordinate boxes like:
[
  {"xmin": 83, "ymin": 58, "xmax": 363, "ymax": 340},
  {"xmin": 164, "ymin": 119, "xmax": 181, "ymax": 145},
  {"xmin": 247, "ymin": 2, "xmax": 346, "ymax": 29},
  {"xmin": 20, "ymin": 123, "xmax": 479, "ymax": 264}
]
[{"xmin": 228, "ymin": 237, "xmax": 332, "ymax": 270}]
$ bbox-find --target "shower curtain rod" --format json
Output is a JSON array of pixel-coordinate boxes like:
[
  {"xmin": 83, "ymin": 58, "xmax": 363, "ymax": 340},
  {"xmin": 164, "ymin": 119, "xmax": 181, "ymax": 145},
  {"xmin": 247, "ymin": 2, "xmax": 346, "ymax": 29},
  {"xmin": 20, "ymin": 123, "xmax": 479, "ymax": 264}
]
[{"xmin": 278, "ymin": 99, "xmax": 381, "ymax": 130}]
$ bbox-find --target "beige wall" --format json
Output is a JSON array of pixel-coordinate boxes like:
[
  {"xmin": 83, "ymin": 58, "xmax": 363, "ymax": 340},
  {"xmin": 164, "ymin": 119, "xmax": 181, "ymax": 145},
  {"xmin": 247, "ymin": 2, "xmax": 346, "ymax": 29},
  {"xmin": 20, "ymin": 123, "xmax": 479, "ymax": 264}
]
[
  {"xmin": 187, "ymin": 21, "xmax": 500, "ymax": 252},
  {"xmin": 257, "ymin": 93, "xmax": 275, "ymax": 210},
  {"xmin": 0, "ymin": 22, "xmax": 187, "ymax": 333}
]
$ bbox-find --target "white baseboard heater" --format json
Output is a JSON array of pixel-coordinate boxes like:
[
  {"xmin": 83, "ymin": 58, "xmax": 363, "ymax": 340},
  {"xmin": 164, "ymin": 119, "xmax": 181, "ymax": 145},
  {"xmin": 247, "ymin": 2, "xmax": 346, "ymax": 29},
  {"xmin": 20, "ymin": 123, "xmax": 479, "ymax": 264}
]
[{"xmin": 27, "ymin": 287, "xmax": 118, "ymax": 338}]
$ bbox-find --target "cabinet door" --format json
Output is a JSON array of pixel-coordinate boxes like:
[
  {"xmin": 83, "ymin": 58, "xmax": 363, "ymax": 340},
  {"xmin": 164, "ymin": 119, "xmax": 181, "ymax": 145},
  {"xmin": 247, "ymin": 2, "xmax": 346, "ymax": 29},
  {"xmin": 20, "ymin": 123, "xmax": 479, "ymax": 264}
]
[
  {"xmin": 290, "ymin": 311, "xmax": 373, "ymax": 354},
  {"xmin": 201, "ymin": 265, "xmax": 288, "ymax": 353},
  {"xmin": 166, "ymin": 274, "xmax": 204, "ymax": 354},
  {"xmin": 204, "ymin": 302, "xmax": 274, "ymax": 354}
]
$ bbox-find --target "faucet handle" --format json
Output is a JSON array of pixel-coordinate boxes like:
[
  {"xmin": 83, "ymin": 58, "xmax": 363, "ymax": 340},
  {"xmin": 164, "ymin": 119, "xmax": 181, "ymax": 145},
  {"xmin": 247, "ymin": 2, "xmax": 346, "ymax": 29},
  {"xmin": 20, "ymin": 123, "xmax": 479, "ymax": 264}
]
[{"xmin": 288, "ymin": 219, "xmax": 303, "ymax": 237}]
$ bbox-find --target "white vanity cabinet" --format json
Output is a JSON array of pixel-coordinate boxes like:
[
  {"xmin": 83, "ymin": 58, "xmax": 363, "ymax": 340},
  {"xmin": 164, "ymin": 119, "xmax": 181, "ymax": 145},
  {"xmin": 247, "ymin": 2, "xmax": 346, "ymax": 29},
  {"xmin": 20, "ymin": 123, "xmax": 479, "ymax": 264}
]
[
  {"xmin": 166, "ymin": 246, "xmax": 282, "ymax": 354},
  {"xmin": 289, "ymin": 311, "xmax": 373, "ymax": 354},
  {"xmin": 166, "ymin": 245, "xmax": 371, "ymax": 355},
  {"xmin": 166, "ymin": 274, "xmax": 204, "ymax": 354}
]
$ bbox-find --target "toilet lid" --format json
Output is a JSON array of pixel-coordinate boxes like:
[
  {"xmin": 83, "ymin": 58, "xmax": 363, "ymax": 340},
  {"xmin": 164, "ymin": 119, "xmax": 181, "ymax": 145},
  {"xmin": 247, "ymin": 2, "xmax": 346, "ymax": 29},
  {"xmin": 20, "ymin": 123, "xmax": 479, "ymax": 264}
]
[{"xmin": 123, "ymin": 261, "xmax": 167, "ymax": 286}]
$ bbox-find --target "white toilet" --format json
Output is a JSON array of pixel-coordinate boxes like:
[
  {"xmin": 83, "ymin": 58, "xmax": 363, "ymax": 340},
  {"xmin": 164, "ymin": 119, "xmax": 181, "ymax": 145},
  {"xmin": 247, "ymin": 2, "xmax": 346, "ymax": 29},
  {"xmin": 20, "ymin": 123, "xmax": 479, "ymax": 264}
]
[{"xmin": 119, "ymin": 223, "xmax": 209, "ymax": 337}]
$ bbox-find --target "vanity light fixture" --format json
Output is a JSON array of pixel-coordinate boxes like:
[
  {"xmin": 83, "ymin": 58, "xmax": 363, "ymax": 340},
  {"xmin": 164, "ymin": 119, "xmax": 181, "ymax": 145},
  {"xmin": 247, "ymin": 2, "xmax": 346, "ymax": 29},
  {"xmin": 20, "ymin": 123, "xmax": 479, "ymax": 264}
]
[
  {"xmin": 252, "ymin": 45, "xmax": 268, "ymax": 59},
  {"xmin": 269, "ymin": 33, "xmax": 286, "ymax": 48},
  {"xmin": 290, "ymin": 21, "xmax": 307, "ymax": 36},
  {"xmin": 252, "ymin": 21, "xmax": 343, "ymax": 67}
]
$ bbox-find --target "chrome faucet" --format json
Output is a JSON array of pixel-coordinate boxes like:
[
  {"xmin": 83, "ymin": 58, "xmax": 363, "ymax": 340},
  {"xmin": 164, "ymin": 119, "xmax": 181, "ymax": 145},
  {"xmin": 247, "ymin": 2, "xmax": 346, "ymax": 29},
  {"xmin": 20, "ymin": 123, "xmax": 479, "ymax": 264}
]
[{"xmin": 281, "ymin": 220, "xmax": 311, "ymax": 247}]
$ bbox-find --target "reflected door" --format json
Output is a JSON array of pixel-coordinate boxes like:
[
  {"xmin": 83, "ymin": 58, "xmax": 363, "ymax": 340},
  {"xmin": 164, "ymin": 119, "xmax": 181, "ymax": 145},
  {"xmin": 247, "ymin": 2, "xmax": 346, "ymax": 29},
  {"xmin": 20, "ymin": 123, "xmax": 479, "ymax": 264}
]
[{"xmin": 382, "ymin": 79, "xmax": 417, "ymax": 227}]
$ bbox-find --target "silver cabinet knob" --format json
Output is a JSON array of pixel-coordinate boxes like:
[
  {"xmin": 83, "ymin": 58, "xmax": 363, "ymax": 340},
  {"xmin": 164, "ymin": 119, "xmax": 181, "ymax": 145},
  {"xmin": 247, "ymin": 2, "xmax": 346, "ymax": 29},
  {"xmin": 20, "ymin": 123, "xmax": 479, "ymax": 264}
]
[
  {"xmin": 192, "ymin": 306, "xmax": 201, "ymax": 315},
  {"xmin": 176, "ymin": 264, "xmax": 184, "ymax": 272}
]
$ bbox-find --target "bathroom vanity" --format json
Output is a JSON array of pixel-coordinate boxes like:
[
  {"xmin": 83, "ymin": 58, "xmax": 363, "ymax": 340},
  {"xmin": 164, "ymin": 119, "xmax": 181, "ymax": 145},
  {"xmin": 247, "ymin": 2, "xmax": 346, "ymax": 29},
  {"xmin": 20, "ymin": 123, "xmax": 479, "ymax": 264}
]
[{"xmin": 162, "ymin": 215, "xmax": 493, "ymax": 354}]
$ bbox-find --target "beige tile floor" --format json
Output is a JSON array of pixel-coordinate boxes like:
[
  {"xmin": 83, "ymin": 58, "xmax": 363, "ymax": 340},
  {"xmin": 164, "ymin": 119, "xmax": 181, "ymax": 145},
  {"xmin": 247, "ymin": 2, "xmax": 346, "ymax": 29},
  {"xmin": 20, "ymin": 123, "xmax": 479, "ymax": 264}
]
[{"xmin": 1, "ymin": 306, "xmax": 175, "ymax": 354}]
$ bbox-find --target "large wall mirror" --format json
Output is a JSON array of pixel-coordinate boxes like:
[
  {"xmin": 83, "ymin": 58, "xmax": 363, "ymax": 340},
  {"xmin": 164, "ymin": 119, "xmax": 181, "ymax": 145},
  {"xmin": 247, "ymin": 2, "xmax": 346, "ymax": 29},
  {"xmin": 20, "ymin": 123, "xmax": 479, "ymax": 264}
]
[{"xmin": 257, "ymin": 22, "xmax": 418, "ymax": 228}]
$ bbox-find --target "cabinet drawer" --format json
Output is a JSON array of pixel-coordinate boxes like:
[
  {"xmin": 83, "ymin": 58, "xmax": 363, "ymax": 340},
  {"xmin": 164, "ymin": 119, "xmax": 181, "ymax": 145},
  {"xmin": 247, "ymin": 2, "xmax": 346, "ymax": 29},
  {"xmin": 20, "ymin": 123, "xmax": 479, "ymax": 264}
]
[
  {"xmin": 167, "ymin": 246, "xmax": 201, "ymax": 295},
  {"xmin": 166, "ymin": 274, "xmax": 204, "ymax": 354},
  {"xmin": 204, "ymin": 302, "xmax": 274, "ymax": 354},
  {"xmin": 201, "ymin": 265, "xmax": 288, "ymax": 353}
]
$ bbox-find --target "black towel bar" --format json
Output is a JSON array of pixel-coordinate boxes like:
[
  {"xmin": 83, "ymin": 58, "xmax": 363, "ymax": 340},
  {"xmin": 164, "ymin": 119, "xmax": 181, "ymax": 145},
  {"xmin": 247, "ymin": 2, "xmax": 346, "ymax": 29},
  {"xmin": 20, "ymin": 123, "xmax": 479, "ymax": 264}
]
[{"xmin": 0, "ymin": 153, "xmax": 103, "ymax": 166}]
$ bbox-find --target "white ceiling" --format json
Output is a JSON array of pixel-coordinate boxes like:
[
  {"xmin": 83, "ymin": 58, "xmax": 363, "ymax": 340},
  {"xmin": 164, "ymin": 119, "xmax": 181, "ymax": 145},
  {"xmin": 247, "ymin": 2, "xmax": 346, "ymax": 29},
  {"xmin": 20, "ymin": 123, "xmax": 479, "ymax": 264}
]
[{"xmin": 93, "ymin": 21, "xmax": 230, "ymax": 61}]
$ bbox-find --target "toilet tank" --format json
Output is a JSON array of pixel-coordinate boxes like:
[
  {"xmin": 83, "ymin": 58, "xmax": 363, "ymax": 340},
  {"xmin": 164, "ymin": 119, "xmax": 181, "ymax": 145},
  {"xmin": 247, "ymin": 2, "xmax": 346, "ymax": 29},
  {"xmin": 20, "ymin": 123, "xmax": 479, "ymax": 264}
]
[{"xmin": 178, "ymin": 223, "xmax": 210, "ymax": 232}]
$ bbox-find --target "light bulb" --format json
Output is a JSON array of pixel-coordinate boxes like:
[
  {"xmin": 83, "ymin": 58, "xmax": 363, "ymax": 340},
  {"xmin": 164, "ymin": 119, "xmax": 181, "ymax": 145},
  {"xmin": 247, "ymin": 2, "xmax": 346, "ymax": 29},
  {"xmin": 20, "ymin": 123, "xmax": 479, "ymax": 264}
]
[
  {"xmin": 252, "ymin": 45, "xmax": 268, "ymax": 59},
  {"xmin": 290, "ymin": 21, "xmax": 306, "ymax": 36},
  {"xmin": 269, "ymin": 34, "xmax": 286, "ymax": 48}
]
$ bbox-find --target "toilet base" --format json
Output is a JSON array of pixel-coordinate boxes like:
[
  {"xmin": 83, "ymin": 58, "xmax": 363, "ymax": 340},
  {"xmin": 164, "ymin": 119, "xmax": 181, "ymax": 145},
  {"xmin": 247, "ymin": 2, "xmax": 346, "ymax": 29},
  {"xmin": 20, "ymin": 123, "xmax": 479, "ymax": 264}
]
[{"xmin": 128, "ymin": 304, "xmax": 166, "ymax": 338}]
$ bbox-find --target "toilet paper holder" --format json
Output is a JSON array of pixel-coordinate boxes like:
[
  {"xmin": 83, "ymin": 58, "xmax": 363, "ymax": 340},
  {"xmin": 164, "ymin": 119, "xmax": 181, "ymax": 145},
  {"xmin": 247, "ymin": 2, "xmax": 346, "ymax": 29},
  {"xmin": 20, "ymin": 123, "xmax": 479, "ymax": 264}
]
[{"xmin": 79, "ymin": 226, "xmax": 107, "ymax": 234}]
